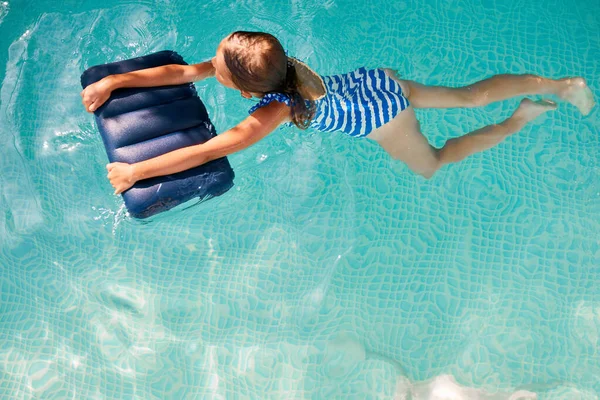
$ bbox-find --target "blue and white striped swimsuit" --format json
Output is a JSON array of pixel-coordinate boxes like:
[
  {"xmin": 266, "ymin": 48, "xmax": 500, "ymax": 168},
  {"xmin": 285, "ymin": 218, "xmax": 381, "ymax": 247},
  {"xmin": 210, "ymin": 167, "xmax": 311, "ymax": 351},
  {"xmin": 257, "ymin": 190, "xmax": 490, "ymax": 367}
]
[{"xmin": 248, "ymin": 67, "xmax": 409, "ymax": 137}]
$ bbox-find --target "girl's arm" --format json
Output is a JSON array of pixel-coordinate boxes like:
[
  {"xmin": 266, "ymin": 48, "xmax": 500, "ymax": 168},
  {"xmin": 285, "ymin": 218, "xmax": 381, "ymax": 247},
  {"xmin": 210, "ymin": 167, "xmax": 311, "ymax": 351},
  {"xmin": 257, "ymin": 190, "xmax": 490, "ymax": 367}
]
[
  {"xmin": 109, "ymin": 61, "xmax": 215, "ymax": 89},
  {"xmin": 106, "ymin": 101, "xmax": 290, "ymax": 194},
  {"xmin": 81, "ymin": 61, "xmax": 215, "ymax": 112}
]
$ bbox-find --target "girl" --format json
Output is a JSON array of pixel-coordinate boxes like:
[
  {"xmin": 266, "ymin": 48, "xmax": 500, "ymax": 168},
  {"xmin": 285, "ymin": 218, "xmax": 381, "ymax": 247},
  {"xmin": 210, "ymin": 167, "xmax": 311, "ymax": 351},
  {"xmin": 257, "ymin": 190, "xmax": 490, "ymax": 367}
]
[{"xmin": 81, "ymin": 31, "xmax": 595, "ymax": 195}]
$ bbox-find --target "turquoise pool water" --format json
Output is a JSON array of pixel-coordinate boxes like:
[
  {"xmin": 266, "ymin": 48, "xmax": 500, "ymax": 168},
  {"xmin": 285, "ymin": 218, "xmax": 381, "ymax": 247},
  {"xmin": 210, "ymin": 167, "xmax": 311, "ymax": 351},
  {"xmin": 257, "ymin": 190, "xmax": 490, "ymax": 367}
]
[{"xmin": 1, "ymin": 0, "xmax": 599, "ymax": 398}]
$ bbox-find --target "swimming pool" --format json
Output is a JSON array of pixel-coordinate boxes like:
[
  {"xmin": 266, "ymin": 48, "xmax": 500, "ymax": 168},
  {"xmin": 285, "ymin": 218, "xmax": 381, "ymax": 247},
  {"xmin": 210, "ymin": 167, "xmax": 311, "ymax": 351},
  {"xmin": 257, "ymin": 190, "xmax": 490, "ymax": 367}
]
[{"xmin": 0, "ymin": 0, "xmax": 598, "ymax": 398}]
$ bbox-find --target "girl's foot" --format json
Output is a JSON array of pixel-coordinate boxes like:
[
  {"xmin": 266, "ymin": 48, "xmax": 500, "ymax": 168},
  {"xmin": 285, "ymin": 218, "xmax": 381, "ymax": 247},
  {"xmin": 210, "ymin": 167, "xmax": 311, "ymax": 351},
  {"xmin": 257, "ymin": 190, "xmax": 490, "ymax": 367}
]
[
  {"xmin": 558, "ymin": 77, "xmax": 595, "ymax": 115},
  {"xmin": 513, "ymin": 98, "xmax": 557, "ymax": 124}
]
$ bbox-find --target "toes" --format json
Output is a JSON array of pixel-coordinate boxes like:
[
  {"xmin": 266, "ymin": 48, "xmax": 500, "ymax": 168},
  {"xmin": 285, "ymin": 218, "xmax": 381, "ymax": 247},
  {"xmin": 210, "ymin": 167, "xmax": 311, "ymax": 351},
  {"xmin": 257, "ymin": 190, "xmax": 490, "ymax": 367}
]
[{"xmin": 574, "ymin": 77, "xmax": 587, "ymax": 88}]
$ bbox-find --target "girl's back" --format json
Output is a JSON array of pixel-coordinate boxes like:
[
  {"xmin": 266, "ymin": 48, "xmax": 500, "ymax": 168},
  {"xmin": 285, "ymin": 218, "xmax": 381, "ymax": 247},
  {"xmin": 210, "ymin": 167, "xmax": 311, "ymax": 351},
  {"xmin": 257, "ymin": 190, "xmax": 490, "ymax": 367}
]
[{"xmin": 249, "ymin": 67, "xmax": 410, "ymax": 138}]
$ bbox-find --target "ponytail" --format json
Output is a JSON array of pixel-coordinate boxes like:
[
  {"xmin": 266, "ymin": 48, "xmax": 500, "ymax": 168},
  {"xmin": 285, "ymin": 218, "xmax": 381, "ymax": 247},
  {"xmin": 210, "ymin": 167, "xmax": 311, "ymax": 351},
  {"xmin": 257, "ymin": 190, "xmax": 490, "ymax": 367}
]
[{"xmin": 281, "ymin": 61, "xmax": 316, "ymax": 130}]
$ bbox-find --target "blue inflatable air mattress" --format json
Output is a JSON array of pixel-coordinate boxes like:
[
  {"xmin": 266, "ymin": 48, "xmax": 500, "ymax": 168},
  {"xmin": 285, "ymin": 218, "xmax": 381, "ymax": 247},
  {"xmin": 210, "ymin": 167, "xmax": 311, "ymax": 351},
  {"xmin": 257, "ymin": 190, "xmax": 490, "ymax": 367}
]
[{"xmin": 81, "ymin": 51, "xmax": 235, "ymax": 219}]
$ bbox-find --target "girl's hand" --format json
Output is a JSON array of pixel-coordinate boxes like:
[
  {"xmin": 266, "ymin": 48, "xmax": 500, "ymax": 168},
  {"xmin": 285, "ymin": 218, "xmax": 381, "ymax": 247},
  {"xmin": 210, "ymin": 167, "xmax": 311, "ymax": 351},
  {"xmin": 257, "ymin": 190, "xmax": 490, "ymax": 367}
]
[
  {"xmin": 106, "ymin": 162, "xmax": 137, "ymax": 195},
  {"xmin": 81, "ymin": 77, "xmax": 115, "ymax": 112}
]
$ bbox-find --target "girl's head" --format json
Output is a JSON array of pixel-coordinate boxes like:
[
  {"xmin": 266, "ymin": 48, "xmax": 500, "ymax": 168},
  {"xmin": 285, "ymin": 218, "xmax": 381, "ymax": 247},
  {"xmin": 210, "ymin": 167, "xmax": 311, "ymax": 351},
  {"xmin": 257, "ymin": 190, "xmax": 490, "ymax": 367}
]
[{"xmin": 212, "ymin": 31, "xmax": 316, "ymax": 129}]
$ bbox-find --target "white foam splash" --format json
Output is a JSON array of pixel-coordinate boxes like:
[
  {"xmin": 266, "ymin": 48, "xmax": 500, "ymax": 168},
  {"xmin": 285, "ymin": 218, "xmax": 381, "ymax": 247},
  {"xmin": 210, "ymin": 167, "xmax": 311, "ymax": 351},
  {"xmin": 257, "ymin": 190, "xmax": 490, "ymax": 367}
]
[
  {"xmin": 0, "ymin": 2, "xmax": 8, "ymax": 23},
  {"xmin": 394, "ymin": 374, "xmax": 537, "ymax": 400},
  {"xmin": 324, "ymin": 334, "xmax": 540, "ymax": 400}
]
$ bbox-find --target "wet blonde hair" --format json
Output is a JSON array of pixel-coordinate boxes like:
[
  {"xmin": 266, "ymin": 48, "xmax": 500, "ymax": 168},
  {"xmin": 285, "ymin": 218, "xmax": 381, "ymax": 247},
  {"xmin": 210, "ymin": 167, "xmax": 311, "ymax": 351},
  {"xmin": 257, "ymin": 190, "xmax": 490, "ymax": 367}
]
[{"xmin": 222, "ymin": 31, "xmax": 316, "ymax": 129}]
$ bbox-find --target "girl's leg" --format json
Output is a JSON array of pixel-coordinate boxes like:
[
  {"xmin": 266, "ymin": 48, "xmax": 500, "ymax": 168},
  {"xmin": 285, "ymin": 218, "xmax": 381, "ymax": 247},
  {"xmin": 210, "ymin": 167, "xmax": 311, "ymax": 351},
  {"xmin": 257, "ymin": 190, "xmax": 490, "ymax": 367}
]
[
  {"xmin": 368, "ymin": 99, "xmax": 557, "ymax": 179},
  {"xmin": 386, "ymin": 69, "xmax": 594, "ymax": 115}
]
